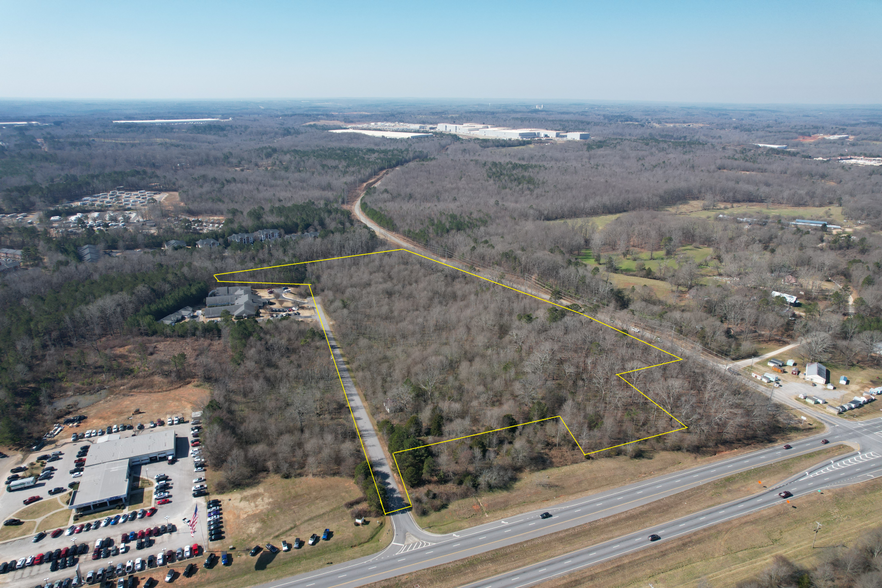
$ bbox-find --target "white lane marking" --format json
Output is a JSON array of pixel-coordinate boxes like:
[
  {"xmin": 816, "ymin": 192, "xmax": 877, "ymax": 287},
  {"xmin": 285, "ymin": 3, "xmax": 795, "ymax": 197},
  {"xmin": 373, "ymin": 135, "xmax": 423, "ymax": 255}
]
[
  {"xmin": 453, "ymin": 544, "xmax": 460, "ymax": 547},
  {"xmin": 338, "ymin": 574, "xmax": 347, "ymax": 578},
  {"xmin": 700, "ymin": 517, "xmax": 706, "ymax": 520},
  {"xmin": 504, "ymin": 529, "xmax": 510, "ymax": 533},
  {"xmin": 679, "ymin": 523, "xmax": 685, "ymax": 527},
  {"xmin": 397, "ymin": 558, "xmax": 406, "ymax": 562},
  {"xmin": 589, "ymin": 552, "xmax": 596, "ymax": 555},
  {"xmin": 368, "ymin": 566, "xmax": 376, "ymax": 570},
  {"xmin": 528, "ymin": 523, "xmax": 535, "ymax": 526},
  {"xmin": 564, "ymin": 560, "xmax": 572, "ymax": 564},
  {"xmin": 575, "ymin": 509, "xmax": 581, "ymax": 512},
  {"xmin": 478, "ymin": 536, "xmax": 486, "ymax": 540}
]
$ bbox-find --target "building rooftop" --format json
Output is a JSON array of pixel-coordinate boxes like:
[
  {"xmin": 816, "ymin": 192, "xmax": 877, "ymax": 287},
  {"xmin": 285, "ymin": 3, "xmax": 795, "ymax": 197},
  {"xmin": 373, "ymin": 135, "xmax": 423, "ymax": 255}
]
[
  {"xmin": 69, "ymin": 459, "xmax": 130, "ymax": 510},
  {"xmin": 87, "ymin": 430, "xmax": 176, "ymax": 466}
]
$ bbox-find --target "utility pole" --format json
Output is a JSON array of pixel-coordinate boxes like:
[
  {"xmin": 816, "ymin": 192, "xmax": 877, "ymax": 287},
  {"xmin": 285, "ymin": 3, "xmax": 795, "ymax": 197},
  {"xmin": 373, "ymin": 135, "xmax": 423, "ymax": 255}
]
[{"xmin": 812, "ymin": 521, "xmax": 822, "ymax": 548}]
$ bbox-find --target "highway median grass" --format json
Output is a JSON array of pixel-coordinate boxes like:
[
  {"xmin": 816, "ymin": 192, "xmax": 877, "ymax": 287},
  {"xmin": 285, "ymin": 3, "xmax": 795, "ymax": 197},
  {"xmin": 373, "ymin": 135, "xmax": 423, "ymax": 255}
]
[
  {"xmin": 541, "ymin": 468, "xmax": 882, "ymax": 587},
  {"xmin": 364, "ymin": 445, "xmax": 849, "ymax": 588}
]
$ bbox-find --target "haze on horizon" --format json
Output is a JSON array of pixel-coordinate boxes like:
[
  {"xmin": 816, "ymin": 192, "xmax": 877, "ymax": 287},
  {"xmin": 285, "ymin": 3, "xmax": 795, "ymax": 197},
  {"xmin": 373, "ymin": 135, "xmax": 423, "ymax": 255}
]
[{"xmin": 1, "ymin": 0, "xmax": 881, "ymax": 105}]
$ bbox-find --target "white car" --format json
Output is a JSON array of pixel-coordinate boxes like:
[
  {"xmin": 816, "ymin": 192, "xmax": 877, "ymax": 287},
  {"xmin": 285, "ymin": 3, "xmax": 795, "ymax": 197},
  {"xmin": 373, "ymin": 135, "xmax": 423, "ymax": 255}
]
[
  {"xmin": 157, "ymin": 551, "xmax": 165, "ymax": 566},
  {"xmin": 184, "ymin": 545, "xmax": 191, "ymax": 558},
  {"xmin": 135, "ymin": 558, "xmax": 144, "ymax": 571},
  {"xmin": 72, "ymin": 471, "xmax": 83, "ymax": 478},
  {"xmin": 193, "ymin": 477, "xmax": 205, "ymax": 484}
]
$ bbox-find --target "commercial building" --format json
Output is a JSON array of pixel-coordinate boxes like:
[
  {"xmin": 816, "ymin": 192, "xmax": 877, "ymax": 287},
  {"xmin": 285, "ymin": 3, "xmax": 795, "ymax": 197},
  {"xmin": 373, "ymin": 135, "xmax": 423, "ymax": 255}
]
[
  {"xmin": 68, "ymin": 460, "xmax": 130, "ymax": 513},
  {"xmin": 87, "ymin": 430, "xmax": 176, "ymax": 467},
  {"xmin": 435, "ymin": 123, "xmax": 588, "ymax": 141},
  {"xmin": 69, "ymin": 431, "xmax": 176, "ymax": 514},
  {"xmin": 203, "ymin": 286, "xmax": 266, "ymax": 319}
]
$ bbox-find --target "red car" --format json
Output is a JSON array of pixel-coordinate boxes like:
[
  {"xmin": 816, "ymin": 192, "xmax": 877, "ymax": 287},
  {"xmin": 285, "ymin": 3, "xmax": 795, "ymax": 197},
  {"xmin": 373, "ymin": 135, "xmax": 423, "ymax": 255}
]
[
  {"xmin": 121, "ymin": 533, "xmax": 129, "ymax": 543},
  {"xmin": 146, "ymin": 508, "xmax": 157, "ymax": 517},
  {"xmin": 157, "ymin": 498, "xmax": 171, "ymax": 505},
  {"xmin": 34, "ymin": 553, "xmax": 44, "ymax": 565},
  {"xmin": 23, "ymin": 496, "xmax": 42, "ymax": 505},
  {"xmin": 91, "ymin": 551, "xmax": 100, "ymax": 560},
  {"xmin": 74, "ymin": 524, "xmax": 85, "ymax": 534},
  {"xmin": 145, "ymin": 528, "xmax": 153, "ymax": 537},
  {"xmin": 190, "ymin": 441, "xmax": 201, "ymax": 447},
  {"xmin": 137, "ymin": 530, "xmax": 146, "ymax": 539},
  {"xmin": 191, "ymin": 543, "xmax": 200, "ymax": 556},
  {"xmin": 50, "ymin": 528, "xmax": 64, "ymax": 538},
  {"xmin": 60, "ymin": 547, "xmax": 69, "ymax": 558}
]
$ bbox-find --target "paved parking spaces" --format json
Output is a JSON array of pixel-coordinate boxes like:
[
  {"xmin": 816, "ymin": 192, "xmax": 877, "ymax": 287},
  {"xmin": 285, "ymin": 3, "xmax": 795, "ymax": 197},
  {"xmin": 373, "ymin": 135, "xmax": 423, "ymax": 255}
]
[{"xmin": 0, "ymin": 422, "xmax": 209, "ymax": 587}]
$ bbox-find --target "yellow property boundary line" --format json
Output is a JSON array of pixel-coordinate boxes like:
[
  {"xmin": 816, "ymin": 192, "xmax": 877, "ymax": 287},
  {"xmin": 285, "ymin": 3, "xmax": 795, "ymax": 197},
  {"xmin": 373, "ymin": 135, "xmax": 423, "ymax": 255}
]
[{"xmin": 214, "ymin": 248, "xmax": 687, "ymax": 515}]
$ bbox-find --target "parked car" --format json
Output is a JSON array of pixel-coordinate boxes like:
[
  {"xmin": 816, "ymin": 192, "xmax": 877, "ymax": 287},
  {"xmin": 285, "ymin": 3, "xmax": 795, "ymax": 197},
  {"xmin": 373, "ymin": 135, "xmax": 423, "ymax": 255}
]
[
  {"xmin": 164, "ymin": 569, "xmax": 175, "ymax": 583},
  {"xmin": 249, "ymin": 545, "xmax": 262, "ymax": 556},
  {"xmin": 308, "ymin": 534, "xmax": 319, "ymax": 546},
  {"xmin": 322, "ymin": 528, "xmax": 332, "ymax": 541},
  {"xmin": 184, "ymin": 563, "xmax": 197, "ymax": 578},
  {"xmin": 23, "ymin": 496, "xmax": 42, "ymax": 505},
  {"xmin": 157, "ymin": 498, "xmax": 171, "ymax": 505},
  {"xmin": 221, "ymin": 552, "xmax": 232, "ymax": 566},
  {"xmin": 281, "ymin": 540, "xmax": 291, "ymax": 552}
]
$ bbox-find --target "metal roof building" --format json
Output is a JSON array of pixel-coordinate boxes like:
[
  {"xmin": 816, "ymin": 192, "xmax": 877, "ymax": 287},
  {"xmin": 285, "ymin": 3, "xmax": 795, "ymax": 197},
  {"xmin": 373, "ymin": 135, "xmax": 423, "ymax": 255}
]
[
  {"xmin": 806, "ymin": 362, "xmax": 829, "ymax": 385},
  {"xmin": 68, "ymin": 459, "xmax": 130, "ymax": 513},
  {"xmin": 87, "ymin": 430, "xmax": 176, "ymax": 467}
]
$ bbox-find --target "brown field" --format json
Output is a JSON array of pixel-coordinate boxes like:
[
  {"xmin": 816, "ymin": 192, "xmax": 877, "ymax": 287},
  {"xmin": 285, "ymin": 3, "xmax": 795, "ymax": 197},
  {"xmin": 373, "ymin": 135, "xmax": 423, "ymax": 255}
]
[{"xmin": 366, "ymin": 446, "xmax": 849, "ymax": 588}]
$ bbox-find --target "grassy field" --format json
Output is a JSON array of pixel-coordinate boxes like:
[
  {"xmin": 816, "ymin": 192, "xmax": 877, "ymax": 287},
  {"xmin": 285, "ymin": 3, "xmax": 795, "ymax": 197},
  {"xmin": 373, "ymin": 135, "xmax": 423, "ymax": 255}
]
[
  {"xmin": 36, "ymin": 508, "xmax": 73, "ymax": 532},
  {"xmin": 365, "ymin": 446, "xmax": 850, "ymax": 588},
  {"xmin": 16, "ymin": 496, "xmax": 66, "ymax": 520},
  {"xmin": 132, "ymin": 475, "xmax": 393, "ymax": 588},
  {"xmin": 414, "ymin": 419, "xmax": 826, "ymax": 534},
  {"xmin": 666, "ymin": 201, "xmax": 848, "ymax": 225},
  {"xmin": 0, "ymin": 520, "xmax": 36, "ymax": 541}
]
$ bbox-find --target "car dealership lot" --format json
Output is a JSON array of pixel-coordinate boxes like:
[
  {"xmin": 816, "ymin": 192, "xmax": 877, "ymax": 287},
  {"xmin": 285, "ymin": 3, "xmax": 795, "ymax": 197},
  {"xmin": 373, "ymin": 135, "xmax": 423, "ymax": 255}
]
[{"xmin": 0, "ymin": 422, "xmax": 210, "ymax": 587}]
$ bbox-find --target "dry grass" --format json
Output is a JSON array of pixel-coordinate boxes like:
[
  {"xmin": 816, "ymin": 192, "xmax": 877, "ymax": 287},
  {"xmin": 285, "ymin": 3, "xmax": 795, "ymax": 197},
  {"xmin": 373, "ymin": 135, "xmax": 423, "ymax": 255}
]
[
  {"xmin": 36, "ymin": 508, "xmax": 73, "ymax": 532},
  {"xmin": 16, "ymin": 496, "xmax": 66, "ymax": 520},
  {"xmin": 365, "ymin": 446, "xmax": 849, "ymax": 588},
  {"xmin": 0, "ymin": 520, "xmax": 36, "ymax": 541},
  {"xmin": 541, "ymin": 474, "xmax": 882, "ymax": 587}
]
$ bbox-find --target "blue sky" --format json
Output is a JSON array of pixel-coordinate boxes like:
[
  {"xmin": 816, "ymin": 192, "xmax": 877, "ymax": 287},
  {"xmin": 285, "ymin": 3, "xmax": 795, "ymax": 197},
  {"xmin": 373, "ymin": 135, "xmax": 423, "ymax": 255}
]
[{"xmin": 2, "ymin": 0, "xmax": 880, "ymax": 104}]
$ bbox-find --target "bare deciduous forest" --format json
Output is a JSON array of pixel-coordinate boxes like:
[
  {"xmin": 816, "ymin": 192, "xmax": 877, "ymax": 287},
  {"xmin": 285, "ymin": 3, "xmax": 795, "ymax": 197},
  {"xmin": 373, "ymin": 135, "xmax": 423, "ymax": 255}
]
[
  {"xmin": 2, "ymin": 101, "xmax": 882, "ymax": 506},
  {"xmin": 316, "ymin": 252, "xmax": 784, "ymax": 513}
]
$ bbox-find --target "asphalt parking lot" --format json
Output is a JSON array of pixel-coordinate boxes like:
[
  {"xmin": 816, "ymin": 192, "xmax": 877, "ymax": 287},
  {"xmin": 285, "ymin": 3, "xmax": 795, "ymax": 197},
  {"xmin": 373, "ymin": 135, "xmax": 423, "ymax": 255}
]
[{"xmin": 0, "ymin": 422, "xmax": 211, "ymax": 587}]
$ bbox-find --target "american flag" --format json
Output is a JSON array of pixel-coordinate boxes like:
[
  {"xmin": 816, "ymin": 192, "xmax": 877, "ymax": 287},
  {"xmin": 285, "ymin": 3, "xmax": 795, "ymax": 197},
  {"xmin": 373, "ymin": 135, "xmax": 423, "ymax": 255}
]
[{"xmin": 188, "ymin": 505, "xmax": 198, "ymax": 536}]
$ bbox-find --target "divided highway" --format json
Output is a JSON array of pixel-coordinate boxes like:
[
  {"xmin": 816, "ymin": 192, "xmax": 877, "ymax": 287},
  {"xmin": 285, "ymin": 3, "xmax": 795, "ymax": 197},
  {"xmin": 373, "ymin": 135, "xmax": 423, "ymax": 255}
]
[{"xmin": 242, "ymin": 166, "xmax": 882, "ymax": 588}]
